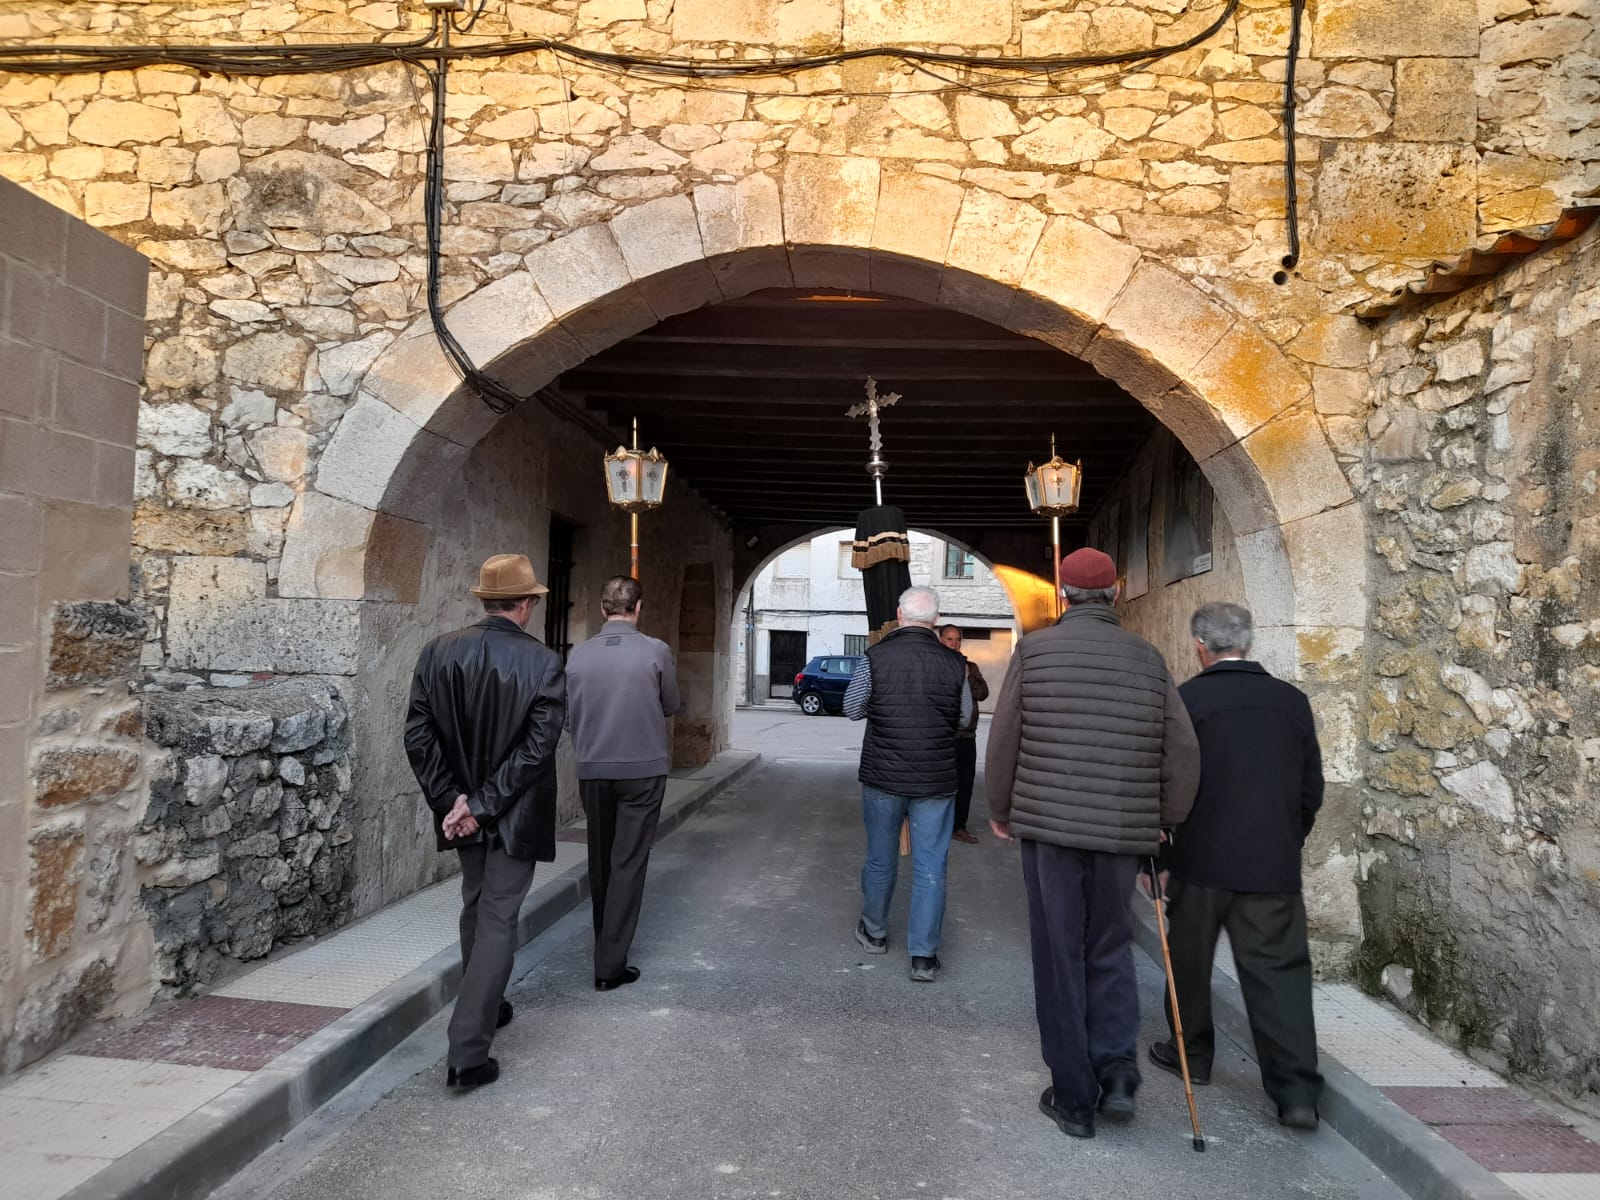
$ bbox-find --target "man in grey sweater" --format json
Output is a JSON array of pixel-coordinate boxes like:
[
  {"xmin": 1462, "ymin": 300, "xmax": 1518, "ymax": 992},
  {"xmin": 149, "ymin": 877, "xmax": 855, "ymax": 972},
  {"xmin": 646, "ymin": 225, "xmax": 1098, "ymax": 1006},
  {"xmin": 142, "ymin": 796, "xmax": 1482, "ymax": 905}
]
[{"xmin": 566, "ymin": 576, "xmax": 681, "ymax": 990}]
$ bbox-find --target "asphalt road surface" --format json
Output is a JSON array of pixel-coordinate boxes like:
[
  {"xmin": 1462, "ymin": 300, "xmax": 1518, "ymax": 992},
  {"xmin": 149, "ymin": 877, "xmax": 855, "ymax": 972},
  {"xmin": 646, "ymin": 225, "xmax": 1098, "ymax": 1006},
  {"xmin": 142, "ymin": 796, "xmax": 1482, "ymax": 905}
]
[{"xmin": 217, "ymin": 711, "xmax": 1404, "ymax": 1200}]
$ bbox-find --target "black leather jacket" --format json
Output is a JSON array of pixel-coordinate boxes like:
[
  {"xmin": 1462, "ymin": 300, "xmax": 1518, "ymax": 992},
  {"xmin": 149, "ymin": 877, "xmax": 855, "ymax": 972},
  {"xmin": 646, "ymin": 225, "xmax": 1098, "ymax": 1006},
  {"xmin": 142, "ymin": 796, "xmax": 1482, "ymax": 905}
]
[{"xmin": 404, "ymin": 616, "xmax": 567, "ymax": 862}]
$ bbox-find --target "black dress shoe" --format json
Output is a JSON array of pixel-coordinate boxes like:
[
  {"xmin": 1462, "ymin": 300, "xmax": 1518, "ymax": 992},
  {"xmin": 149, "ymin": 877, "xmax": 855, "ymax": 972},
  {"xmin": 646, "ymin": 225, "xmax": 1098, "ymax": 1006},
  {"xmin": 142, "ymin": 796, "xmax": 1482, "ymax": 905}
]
[
  {"xmin": 446, "ymin": 1058, "xmax": 499, "ymax": 1089},
  {"xmin": 497, "ymin": 1000, "xmax": 513, "ymax": 1029},
  {"xmin": 1149, "ymin": 1039, "xmax": 1211, "ymax": 1085},
  {"xmin": 1038, "ymin": 1087, "xmax": 1094, "ymax": 1139},
  {"xmin": 1278, "ymin": 1105, "xmax": 1319, "ymax": 1131},
  {"xmin": 595, "ymin": 965, "xmax": 641, "ymax": 991},
  {"xmin": 1098, "ymin": 1075, "xmax": 1137, "ymax": 1122}
]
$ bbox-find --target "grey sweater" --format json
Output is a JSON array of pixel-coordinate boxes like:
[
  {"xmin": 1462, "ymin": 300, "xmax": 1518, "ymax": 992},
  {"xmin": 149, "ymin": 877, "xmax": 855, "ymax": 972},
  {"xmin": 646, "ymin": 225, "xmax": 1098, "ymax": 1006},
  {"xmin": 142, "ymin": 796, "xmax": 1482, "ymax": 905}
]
[{"xmin": 566, "ymin": 619, "xmax": 681, "ymax": 780}]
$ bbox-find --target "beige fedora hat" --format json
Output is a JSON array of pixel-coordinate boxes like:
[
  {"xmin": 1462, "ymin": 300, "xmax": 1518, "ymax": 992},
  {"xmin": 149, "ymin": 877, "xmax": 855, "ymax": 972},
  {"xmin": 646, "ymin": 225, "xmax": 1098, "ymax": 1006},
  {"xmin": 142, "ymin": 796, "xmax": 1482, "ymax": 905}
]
[{"xmin": 470, "ymin": 553, "xmax": 549, "ymax": 599}]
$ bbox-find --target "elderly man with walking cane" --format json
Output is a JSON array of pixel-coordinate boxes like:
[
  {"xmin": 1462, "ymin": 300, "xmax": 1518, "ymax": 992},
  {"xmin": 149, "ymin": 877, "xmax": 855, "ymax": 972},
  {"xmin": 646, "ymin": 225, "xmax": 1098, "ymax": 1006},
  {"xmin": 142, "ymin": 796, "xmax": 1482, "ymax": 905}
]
[
  {"xmin": 1152, "ymin": 602, "xmax": 1325, "ymax": 1131},
  {"xmin": 986, "ymin": 547, "xmax": 1200, "ymax": 1139}
]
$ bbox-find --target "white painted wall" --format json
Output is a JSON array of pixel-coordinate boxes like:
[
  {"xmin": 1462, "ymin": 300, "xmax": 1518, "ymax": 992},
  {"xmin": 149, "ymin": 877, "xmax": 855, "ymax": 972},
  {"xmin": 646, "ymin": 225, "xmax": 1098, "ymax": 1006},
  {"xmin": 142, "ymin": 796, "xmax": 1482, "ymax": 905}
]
[{"xmin": 732, "ymin": 529, "xmax": 1018, "ymax": 708}]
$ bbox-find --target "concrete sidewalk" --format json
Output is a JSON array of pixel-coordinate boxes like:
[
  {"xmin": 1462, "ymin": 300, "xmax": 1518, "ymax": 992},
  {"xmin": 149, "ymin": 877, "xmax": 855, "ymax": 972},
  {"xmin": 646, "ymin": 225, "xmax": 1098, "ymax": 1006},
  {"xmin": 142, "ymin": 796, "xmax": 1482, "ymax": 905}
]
[
  {"xmin": 1132, "ymin": 908, "xmax": 1600, "ymax": 1200},
  {"xmin": 0, "ymin": 750, "xmax": 759, "ymax": 1200}
]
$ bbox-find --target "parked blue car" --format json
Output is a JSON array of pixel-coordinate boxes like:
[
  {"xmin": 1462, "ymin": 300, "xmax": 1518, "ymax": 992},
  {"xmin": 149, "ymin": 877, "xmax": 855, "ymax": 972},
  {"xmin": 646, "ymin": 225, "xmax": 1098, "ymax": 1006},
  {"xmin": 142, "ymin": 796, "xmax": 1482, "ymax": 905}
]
[{"xmin": 791, "ymin": 655, "xmax": 863, "ymax": 716}]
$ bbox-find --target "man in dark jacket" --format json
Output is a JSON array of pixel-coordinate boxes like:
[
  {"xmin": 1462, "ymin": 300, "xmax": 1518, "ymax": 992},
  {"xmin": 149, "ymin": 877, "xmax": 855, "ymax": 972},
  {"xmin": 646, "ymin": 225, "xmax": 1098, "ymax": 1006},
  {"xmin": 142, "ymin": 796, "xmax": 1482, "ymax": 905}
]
[
  {"xmin": 938, "ymin": 624, "xmax": 990, "ymax": 844},
  {"xmin": 987, "ymin": 547, "xmax": 1200, "ymax": 1138},
  {"xmin": 404, "ymin": 553, "xmax": 565, "ymax": 1090},
  {"xmin": 1151, "ymin": 602, "xmax": 1324, "ymax": 1130},
  {"xmin": 843, "ymin": 586, "xmax": 972, "ymax": 983},
  {"xmin": 566, "ymin": 576, "xmax": 680, "ymax": 992}
]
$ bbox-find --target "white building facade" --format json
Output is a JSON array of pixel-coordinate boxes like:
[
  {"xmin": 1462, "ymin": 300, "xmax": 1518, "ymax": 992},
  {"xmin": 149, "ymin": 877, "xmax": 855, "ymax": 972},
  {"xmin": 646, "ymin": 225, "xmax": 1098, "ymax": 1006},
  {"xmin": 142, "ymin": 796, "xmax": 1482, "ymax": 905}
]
[{"xmin": 733, "ymin": 531, "xmax": 1019, "ymax": 710}]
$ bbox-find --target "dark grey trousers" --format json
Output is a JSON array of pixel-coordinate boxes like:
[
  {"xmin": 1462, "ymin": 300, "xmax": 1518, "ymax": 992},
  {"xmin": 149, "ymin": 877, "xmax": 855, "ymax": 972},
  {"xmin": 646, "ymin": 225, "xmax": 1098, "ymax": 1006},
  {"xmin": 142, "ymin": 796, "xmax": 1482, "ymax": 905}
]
[
  {"xmin": 449, "ymin": 842, "xmax": 535, "ymax": 1070},
  {"xmin": 581, "ymin": 775, "xmax": 667, "ymax": 980},
  {"xmin": 1164, "ymin": 877, "xmax": 1323, "ymax": 1111}
]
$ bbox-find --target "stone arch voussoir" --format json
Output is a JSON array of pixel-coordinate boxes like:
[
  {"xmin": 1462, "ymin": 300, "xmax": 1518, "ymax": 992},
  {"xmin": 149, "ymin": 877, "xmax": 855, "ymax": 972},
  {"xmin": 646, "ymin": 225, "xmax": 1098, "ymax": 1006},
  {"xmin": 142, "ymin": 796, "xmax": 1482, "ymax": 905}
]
[{"xmin": 289, "ymin": 165, "xmax": 1363, "ymax": 682}]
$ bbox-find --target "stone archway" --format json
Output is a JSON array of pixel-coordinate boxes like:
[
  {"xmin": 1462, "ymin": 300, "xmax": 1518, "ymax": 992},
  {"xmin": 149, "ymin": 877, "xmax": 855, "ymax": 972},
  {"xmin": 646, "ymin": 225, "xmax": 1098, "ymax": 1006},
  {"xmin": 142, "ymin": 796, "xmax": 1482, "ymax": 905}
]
[
  {"xmin": 271, "ymin": 168, "xmax": 1367, "ymax": 929},
  {"xmin": 290, "ymin": 165, "xmax": 1363, "ymax": 685}
]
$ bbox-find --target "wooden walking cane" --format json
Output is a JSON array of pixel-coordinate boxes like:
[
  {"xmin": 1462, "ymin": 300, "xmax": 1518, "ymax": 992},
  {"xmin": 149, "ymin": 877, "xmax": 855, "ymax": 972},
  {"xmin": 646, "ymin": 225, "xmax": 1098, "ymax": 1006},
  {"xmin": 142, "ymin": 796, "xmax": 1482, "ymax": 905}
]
[{"xmin": 1148, "ymin": 859, "xmax": 1206, "ymax": 1152}]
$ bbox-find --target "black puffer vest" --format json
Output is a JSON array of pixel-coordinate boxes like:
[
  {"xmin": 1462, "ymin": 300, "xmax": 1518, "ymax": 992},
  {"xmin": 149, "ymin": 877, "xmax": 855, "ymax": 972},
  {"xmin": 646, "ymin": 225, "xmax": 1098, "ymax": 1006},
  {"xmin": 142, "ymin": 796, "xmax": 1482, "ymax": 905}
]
[{"xmin": 858, "ymin": 625, "xmax": 966, "ymax": 796}]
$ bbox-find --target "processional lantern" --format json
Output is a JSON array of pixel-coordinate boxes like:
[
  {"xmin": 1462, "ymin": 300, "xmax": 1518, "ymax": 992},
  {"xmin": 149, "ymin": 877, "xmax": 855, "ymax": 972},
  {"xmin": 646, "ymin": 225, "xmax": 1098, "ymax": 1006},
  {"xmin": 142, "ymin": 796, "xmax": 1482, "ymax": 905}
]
[
  {"xmin": 603, "ymin": 417, "xmax": 668, "ymax": 580},
  {"xmin": 1024, "ymin": 435, "xmax": 1083, "ymax": 618}
]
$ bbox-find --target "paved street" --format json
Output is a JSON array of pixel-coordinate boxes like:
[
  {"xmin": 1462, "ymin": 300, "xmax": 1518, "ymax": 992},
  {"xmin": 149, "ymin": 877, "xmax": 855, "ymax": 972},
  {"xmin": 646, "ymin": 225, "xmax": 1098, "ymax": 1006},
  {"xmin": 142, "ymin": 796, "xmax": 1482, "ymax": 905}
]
[{"xmin": 220, "ymin": 710, "xmax": 1402, "ymax": 1200}]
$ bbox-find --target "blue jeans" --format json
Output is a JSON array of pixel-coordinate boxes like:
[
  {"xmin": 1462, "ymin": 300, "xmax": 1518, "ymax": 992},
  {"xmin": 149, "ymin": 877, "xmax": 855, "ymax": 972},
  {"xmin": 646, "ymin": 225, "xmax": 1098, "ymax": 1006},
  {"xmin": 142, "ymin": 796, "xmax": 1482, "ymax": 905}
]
[{"xmin": 859, "ymin": 785, "xmax": 955, "ymax": 958}]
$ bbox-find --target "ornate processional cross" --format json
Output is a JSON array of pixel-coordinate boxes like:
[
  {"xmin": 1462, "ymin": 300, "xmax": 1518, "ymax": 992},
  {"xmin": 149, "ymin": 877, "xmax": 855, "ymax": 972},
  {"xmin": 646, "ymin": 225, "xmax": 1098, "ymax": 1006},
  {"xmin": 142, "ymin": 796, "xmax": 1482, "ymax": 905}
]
[{"xmin": 847, "ymin": 377, "xmax": 901, "ymax": 505}]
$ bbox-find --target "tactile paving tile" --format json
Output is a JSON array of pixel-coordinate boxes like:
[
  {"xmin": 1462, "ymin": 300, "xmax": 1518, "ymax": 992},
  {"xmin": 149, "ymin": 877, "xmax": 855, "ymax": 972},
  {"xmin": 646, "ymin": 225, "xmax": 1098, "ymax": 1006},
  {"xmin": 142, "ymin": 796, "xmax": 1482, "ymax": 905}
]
[
  {"xmin": 79, "ymin": 996, "xmax": 344, "ymax": 1072},
  {"xmin": 1311, "ymin": 983, "xmax": 1504, "ymax": 1087},
  {"xmin": 1383, "ymin": 1086, "xmax": 1559, "ymax": 1126},
  {"xmin": 1499, "ymin": 1173, "xmax": 1600, "ymax": 1200},
  {"xmin": 1436, "ymin": 1123, "xmax": 1600, "ymax": 1174}
]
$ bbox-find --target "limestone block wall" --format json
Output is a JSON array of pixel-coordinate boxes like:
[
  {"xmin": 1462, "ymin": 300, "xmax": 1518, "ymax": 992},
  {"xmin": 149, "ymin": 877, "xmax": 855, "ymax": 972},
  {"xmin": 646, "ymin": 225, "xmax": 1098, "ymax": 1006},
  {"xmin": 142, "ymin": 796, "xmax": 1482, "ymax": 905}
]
[
  {"xmin": 0, "ymin": 178, "xmax": 154, "ymax": 1070},
  {"xmin": 1355, "ymin": 226, "xmax": 1600, "ymax": 1109},
  {"xmin": 138, "ymin": 681, "xmax": 354, "ymax": 996}
]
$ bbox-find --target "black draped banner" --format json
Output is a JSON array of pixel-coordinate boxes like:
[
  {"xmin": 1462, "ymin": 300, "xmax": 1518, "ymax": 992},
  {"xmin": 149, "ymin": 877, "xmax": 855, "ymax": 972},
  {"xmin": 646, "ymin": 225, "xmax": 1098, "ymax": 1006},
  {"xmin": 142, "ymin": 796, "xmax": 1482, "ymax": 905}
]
[{"xmin": 852, "ymin": 504, "xmax": 912, "ymax": 644}]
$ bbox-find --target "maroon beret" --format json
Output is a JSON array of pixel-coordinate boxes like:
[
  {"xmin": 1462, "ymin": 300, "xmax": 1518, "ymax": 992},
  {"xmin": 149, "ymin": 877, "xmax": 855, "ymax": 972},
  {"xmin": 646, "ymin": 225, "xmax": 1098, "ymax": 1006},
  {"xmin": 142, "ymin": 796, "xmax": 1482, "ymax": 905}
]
[{"xmin": 1059, "ymin": 547, "xmax": 1117, "ymax": 590}]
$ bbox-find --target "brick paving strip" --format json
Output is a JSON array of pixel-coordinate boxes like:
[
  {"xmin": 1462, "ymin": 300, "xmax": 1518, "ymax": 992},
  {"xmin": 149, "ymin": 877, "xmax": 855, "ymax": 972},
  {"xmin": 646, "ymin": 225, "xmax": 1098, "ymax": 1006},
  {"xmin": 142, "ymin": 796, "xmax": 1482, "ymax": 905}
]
[
  {"xmin": 0, "ymin": 752, "xmax": 759, "ymax": 1200},
  {"xmin": 1133, "ymin": 916, "xmax": 1600, "ymax": 1200}
]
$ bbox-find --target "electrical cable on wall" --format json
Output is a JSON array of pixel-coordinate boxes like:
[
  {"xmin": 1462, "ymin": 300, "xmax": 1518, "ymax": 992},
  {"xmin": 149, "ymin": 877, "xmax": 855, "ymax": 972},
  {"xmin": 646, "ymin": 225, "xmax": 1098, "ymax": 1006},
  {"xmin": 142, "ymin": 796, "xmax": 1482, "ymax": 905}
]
[{"xmin": 0, "ymin": 0, "xmax": 1310, "ymax": 414}]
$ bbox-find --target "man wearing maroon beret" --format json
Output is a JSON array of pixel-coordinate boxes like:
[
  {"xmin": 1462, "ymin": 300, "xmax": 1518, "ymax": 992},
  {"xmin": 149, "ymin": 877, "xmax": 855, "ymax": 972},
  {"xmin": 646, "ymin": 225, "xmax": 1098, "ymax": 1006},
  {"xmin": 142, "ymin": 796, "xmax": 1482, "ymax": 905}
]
[{"xmin": 986, "ymin": 547, "xmax": 1200, "ymax": 1139}]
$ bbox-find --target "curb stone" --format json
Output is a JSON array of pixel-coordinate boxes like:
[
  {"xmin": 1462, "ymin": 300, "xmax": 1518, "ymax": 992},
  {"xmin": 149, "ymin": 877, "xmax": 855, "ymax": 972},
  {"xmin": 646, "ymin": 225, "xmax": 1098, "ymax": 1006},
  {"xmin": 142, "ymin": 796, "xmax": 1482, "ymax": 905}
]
[
  {"xmin": 63, "ymin": 752, "xmax": 762, "ymax": 1200},
  {"xmin": 1132, "ymin": 912, "xmax": 1524, "ymax": 1200}
]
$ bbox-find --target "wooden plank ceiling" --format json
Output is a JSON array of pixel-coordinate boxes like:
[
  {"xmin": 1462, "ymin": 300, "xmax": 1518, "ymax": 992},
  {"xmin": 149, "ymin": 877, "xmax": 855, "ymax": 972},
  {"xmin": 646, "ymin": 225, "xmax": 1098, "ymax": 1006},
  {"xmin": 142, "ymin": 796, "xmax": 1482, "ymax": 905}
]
[{"xmin": 554, "ymin": 290, "xmax": 1154, "ymax": 535}]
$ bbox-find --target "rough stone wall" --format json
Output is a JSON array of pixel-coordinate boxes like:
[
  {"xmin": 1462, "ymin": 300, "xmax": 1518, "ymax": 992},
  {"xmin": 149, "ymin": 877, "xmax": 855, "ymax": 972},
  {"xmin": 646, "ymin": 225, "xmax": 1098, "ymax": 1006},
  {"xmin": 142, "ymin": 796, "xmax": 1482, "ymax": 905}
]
[
  {"xmin": 138, "ymin": 680, "xmax": 354, "ymax": 996},
  {"xmin": 1356, "ymin": 226, "xmax": 1600, "ymax": 1109}
]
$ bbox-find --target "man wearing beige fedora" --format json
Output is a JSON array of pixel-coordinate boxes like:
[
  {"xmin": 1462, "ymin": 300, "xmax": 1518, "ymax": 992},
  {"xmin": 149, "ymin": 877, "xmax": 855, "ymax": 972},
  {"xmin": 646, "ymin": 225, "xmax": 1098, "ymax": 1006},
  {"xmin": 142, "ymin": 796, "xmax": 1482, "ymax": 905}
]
[{"xmin": 405, "ymin": 553, "xmax": 566, "ymax": 1089}]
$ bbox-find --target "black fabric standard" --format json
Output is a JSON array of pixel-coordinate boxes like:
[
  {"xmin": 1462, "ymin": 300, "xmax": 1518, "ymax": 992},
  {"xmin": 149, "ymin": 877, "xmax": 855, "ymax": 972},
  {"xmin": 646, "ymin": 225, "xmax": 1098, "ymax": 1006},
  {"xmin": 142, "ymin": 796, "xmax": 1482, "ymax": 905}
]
[
  {"xmin": 858, "ymin": 625, "xmax": 966, "ymax": 796},
  {"xmin": 404, "ymin": 616, "xmax": 566, "ymax": 862},
  {"xmin": 1170, "ymin": 659, "xmax": 1324, "ymax": 893},
  {"xmin": 855, "ymin": 505, "xmax": 913, "ymax": 637},
  {"xmin": 1011, "ymin": 605, "xmax": 1175, "ymax": 855}
]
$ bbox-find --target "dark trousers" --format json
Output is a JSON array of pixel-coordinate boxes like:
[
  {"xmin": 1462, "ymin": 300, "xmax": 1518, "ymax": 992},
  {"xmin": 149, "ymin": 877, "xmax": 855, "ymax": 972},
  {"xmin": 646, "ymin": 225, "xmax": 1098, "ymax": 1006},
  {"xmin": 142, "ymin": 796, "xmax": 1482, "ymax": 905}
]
[
  {"xmin": 1164, "ymin": 877, "xmax": 1323, "ymax": 1111},
  {"xmin": 1022, "ymin": 840, "xmax": 1141, "ymax": 1119},
  {"xmin": 953, "ymin": 736, "xmax": 977, "ymax": 832},
  {"xmin": 581, "ymin": 775, "xmax": 667, "ymax": 980},
  {"xmin": 451, "ymin": 842, "xmax": 536, "ymax": 1069}
]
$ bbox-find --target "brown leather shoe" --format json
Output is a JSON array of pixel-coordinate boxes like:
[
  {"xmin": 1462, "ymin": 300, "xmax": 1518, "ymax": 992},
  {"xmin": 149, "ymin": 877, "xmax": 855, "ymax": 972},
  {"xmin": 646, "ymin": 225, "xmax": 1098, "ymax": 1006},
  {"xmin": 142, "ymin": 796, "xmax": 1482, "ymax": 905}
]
[{"xmin": 951, "ymin": 828, "xmax": 980, "ymax": 844}]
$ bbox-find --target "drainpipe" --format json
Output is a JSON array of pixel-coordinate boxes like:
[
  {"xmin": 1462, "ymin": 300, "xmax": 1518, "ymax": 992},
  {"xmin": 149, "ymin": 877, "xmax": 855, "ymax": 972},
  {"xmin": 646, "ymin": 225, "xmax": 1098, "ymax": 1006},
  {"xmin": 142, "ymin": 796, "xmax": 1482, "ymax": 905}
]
[{"xmin": 744, "ymin": 588, "xmax": 756, "ymax": 706}]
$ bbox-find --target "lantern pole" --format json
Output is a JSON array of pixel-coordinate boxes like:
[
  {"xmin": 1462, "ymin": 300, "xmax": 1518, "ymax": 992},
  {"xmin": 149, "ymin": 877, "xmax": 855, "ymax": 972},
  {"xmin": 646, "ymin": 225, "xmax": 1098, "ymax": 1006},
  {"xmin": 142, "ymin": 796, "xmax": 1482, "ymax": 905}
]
[
  {"xmin": 630, "ymin": 417, "xmax": 640, "ymax": 581},
  {"xmin": 1049, "ymin": 435, "xmax": 1062, "ymax": 618}
]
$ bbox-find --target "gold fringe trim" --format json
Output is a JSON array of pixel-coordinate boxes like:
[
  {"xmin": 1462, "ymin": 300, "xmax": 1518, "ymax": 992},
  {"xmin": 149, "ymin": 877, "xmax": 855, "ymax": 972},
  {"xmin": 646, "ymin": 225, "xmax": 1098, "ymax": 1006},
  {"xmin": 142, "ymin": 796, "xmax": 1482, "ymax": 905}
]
[
  {"xmin": 866, "ymin": 619, "xmax": 899, "ymax": 646},
  {"xmin": 851, "ymin": 534, "xmax": 911, "ymax": 570}
]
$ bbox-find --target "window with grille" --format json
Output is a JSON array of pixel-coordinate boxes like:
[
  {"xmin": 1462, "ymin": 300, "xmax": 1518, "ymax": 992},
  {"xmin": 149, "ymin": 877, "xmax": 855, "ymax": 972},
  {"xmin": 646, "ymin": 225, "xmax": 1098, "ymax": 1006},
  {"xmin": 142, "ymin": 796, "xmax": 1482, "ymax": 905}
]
[{"xmin": 843, "ymin": 634, "xmax": 867, "ymax": 656}]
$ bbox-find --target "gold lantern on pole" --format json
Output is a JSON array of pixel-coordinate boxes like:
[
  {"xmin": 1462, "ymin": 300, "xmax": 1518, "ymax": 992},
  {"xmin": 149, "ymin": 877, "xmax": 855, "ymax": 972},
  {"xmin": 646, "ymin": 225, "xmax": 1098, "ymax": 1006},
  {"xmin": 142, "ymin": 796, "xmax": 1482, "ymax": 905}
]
[
  {"xmin": 603, "ymin": 418, "xmax": 669, "ymax": 581},
  {"xmin": 1024, "ymin": 435, "xmax": 1083, "ymax": 618}
]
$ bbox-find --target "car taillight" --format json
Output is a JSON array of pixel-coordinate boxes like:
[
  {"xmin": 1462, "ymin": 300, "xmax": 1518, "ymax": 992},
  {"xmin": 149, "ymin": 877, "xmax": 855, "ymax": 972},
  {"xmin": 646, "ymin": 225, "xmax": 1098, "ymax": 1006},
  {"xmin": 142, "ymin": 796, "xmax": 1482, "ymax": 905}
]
[{"xmin": 795, "ymin": 672, "xmax": 804, "ymax": 686}]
